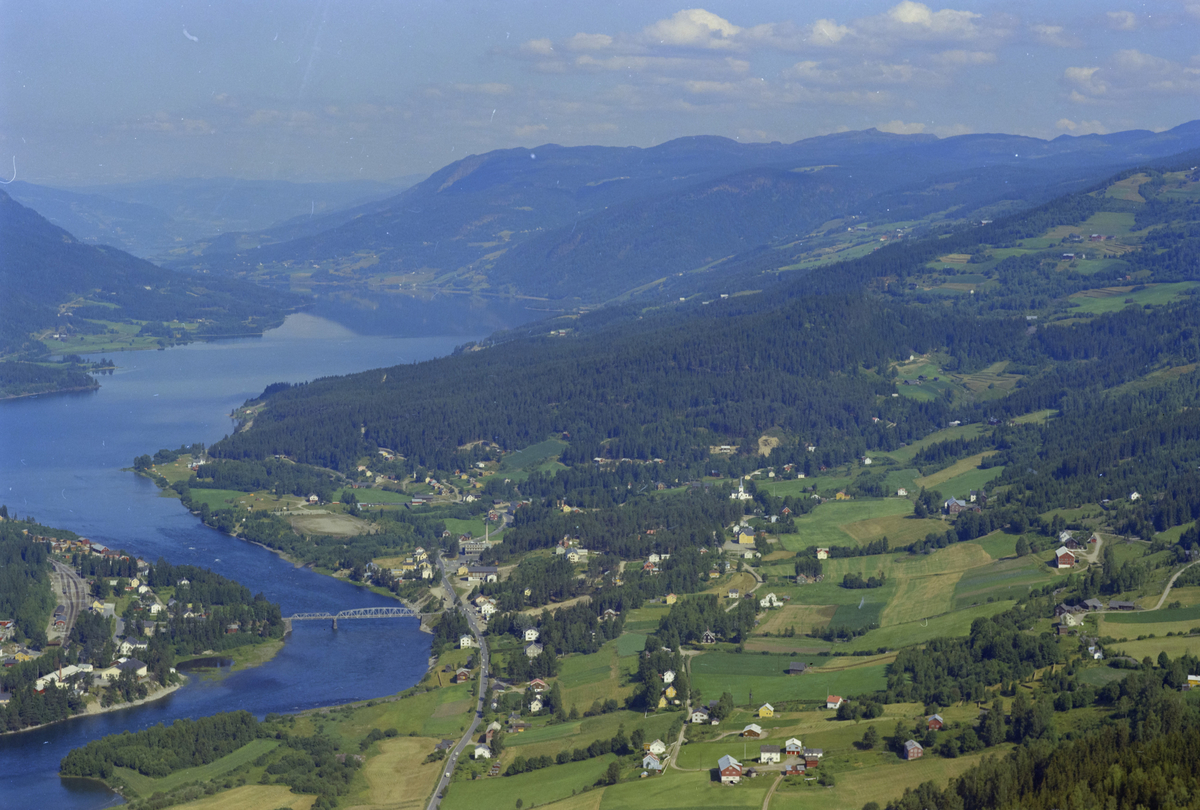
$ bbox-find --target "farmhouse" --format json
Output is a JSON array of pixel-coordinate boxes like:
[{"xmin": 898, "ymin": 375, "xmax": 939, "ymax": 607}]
[
  {"xmin": 903, "ymin": 740, "xmax": 924, "ymax": 760},
  {"xmin": 473, "ymin": 745, "xmax": 491, "ymax": 759},
  {"xmin": 460, "ymin": 634, "xmax": 476, "ymax": 649},
  {"xmin": 529, "ymin": 678, "xmax": 548, "ymax": 692},
  {"xmin": 646, "ymin": 739, "xmax": 667, "ymax": 756},
  {"xmin": 691, "ymin": 706, "xmax": 712, "ymax": 723},
  {"xmin": 785, "ymin": 738, "xmax": 804, "ymax": 756},
  {"xmin": 760, "ymin": 744, "xmax": 781, "ymax": 764},
  {"xmin": 529, "ymin": 697, "xmax": 543, "ymax": 712},
  {"xmin": 759, "ymin": 592, "xmax": 780, "ymax": 609},
  {"xmin": 826, "ymin": 695, "xmax": 843, "ymax": 710},
  {"xmin": 816, "ymin": 548, "xmax": 830, "ymax": 560},
  {"xmin": 701, "ymin": 629, "xmax": 718, "ymax": 644},
  {"xmin": 524, "ymin": 627, "xmax": 540, "ymax": 642},
  {"xmin": 927, "ymin": 714, "xmax": 945, "ymax": 730},
  {"xmin": 757, "ymin": 703, "xmax": 774, "ymax": 718},
  {"xmin": 1055, "ymin": 547, "xmax": 1076, "ymax": 568},
  {"xmin": 524, "ymin": 642, "xmax": 544, "ymax": 659},
  {"xmin": 642, "ymin": 752, "xmax": 664, "ymax": 772},
  {"xmin": 454, "ymin": 668, "xmax": 472, "ymax": 683},
  {"xmin": 718, "ymin": 754, "xmax": 743, "ymax": 784},
  {"xmin": 728, "ymin": 589, "xmax": 740, "ymax": 599},
  {"xmin": 742, "ymin": 723, "xmax": 764, "ymax": 738},
  {"xmin": 663, "ymin": 669, "xmax": 676, "ymax": 684}
]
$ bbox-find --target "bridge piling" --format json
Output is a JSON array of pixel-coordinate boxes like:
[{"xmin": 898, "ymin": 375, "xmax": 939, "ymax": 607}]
[{"xmin": 332, "ymin": 617, "xmax": 337, "ymax": 630}]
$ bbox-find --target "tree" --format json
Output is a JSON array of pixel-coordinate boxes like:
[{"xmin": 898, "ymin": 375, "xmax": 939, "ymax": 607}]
[
  {"xmin": 861, "ymin": 725, "xmax": 879, "ymax": 750},
  {"xmin": 631, "ymin": 727, "xmax": 645, "ymax": 752},
  {"xmin": 1015, "ymin": 536, "xmax": 1031, "ymax": 557},
  {"xmin": 603, "ymin": 760, "xmax": 621, "ymax": 785}
]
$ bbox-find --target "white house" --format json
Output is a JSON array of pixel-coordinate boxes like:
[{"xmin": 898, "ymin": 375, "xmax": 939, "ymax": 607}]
[
  {"xmin": 529, "ymin": 697, "xmax": 544, "ymax": 712},
  {"xmin": 473, "ymin": 745, "xmax": 491, "ymax": 759},
  {"xmin": 759, "ymin": 745, "xmax": 782, "ymax": 764},
  {"xmin": 460, "ymin": 634, "xmax": 476, "ymax": 649},
  {"xmin": 690, "ymin": 706, "xmax": 712, "ymax": 724},
  {"xmin": 647, "ymin": 739, "xmax": 667, "ymax": 756},
  {"xmin": 826, "ymin": 695, "xmax": 843, "ymax": 710},
  {"xmin": 524, "ymin": 627, "xmax": 540, "ymax": 642},
  {"xmin": 759, "ymin": 592, "xmax": 780, "ymax": 609},
  {"xmin": 1130, "ymin": 491, "xmax": 1141, "ymax": 501},
  {"xmin": 643, "ymin": 752, "xmax": 664, "ymax": 772},
  {"xmin": 663, "ymin": 669, "xmax": 676, "ymax": 685},
  {"xmin": 896, "ymin": 488, "xmax": 908, "ymax": 497}
]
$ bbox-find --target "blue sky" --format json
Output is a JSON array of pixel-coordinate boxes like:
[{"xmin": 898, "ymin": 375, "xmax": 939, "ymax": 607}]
[{"xmin": 1, "ymin": 1, "xmax": 1197, "ymax": 185}]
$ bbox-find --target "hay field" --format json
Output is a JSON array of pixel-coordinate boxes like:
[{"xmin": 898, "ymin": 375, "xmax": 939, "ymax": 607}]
[
  {"xmin": 171, "ymin": 786, "xmax": 315, "ymax": 810},
  {"xmin": 289, "ymin": 512, "xmax": 371, "ymax": 536},
  {"xmin": 756, "ymin": 604, "xmax": 837, "ymax": 636},
  {"xmin": 348, "ymin": 737, "xmax": 445, "ymax": 810},
  {"xmin": 915, "ymin": 452, "xmax": 994, "ymax": 489}
]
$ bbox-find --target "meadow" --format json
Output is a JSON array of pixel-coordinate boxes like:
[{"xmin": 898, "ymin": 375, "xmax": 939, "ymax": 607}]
[
  {"xmin": 114, "ymin": 739, "xmax": 279, "ymax": 798},
  {"xmin": 689, "ymin": 651, "xmax": 887, "ymax": 706}
]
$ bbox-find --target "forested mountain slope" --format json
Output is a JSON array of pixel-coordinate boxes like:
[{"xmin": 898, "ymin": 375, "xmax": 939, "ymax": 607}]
[
  {"xmin": 161, "ymin": 122, "xmax": 1200, "ymax": 304},
  {"xmin": 0, "ymin": 191, "xmax": 304, "ymax": 358},
  {"xmin": 211, "ymin": 157, "xmax": 1200, "ymax": 505}
]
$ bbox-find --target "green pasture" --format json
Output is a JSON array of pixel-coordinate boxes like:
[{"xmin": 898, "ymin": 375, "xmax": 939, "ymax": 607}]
[
  {"xmin": 689, "ymin": 652, "xmax": 887, "ymax": 706},
  {"xmin": 844, "ymin": 600, "xmax": 1015, "ymax": 652},
  {"xmin": 509, "ymin": 711, "xmax": 676, "ymax": 762},
  {"xmin": 616, "ymin": 633, "xmax": 647, "ymax": 657},
  {"xmin": 1076, "ymin": 211, "xmax": 1138, "ymax": 236},
  {"xmin": 1109, "ymin": 635, "xmax": 1200, "ymax": 660},
  {"xmin": 624, "ymin": 603, "xmax": 670, "ymax": 632},
  {"xmin": 186, "ymin": 488, "xmax": 257, "ymax": 510},
  {"xmin": 341, "ymin": 680, "xmax": 477, "ymax": 739},
  {"xmin": 115, "ymin": 739, "xmax": 279, "ymax": 798},
  {"xmin": 442, "ymin": 754, "xmax": 616, "ymax": 810},
  {"xmin": 1013, "ymin": 409, "xmax": 1056, "ymax": 425},
  {"xmin": 886, "ymin": 423, "xmax": 987, "ymax": 464},
  {"xmin": 599, "ymin": 768, "xmax": 768, "ymax": 810},
  {"xmin": 500, "ymin": 439, "xmax": 568, "ymax": 472},
  {"xmin": 339, "ymin": 487, "xmax": 411, "ymax": 505},
  {"xmin": 1104, "ymin": 604, "xmax": 1200, "ymax": 624},
  {"xmin": 442, "ymin": 517, "xmax": 486, "ymax": 537},
  {"xmin": 952, "ymin": 554, "xmax": 1056, "ymax": 609},
  {"xmin": 779, "ymin": 498, "xmax": 938, "ymax": 551},
  {"xmin": 1069, "ymin": 281, "xmax": 1198, "ymax": 315}
]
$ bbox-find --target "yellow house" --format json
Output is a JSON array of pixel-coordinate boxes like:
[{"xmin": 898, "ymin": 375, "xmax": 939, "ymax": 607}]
[
  {"xmin": 665, "ymin": 593, "xmax": 678, "ymax": 605},
  {"xmin": 399, "ymin": 560, "xmax": 417, "ymax": 572},
  {"xmin": 835, "ymin": 491, "xmax": 851, "ymax": 500},
  {"xmin": 758, "ymin": 703, "xmax": 775, "ymax": 718},
  {"xmin": 456, "ymin": 564, "xmax": 469, "ymax": 577},
  {"xmin": 665, "ymin": 685, "xmax": 677, "ymax": 699},
  {"xmin": 737, "ymin": 528, "xmax": 755, "ymax": 545}
]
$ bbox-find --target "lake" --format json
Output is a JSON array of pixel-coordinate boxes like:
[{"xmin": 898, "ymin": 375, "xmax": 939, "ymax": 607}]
[{"xmin": 0, "ymin": 303, "xmax": 540, "ymax": 808}]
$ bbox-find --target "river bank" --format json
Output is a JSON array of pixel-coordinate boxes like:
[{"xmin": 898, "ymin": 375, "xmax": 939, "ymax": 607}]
[{"xmin": 1, "ymin": 679, "xmax": 186, "ymax": 737}]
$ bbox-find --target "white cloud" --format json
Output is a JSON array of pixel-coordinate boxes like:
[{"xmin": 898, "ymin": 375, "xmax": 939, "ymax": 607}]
[
  {"xmin": 877, "ymin": 119, "xmax": 927, "ymax": 134},
  {"xmin": 866, "ymin": 2, "xmax": 985, "ymax": 40},
  {"xmin": 452, "ymin": 83, "xmax": 513, "ymax": 96},
  {"xmin": 512, "ymin": 123, "xmax": 548, "ymax": 139},
  {"xmin": 786, "ymin": 59, "xmax": 935, "ymax": 86},
  {"xmin": 809, "ymin": 18, "xmax": 853, "ymax": 46},
  {"xmin": 565, "ymin": 33, "xmax": 614, "ymax": 51},
  {"xmin": 642, "ymin": 9, "xmax": 742, "ymax": 49},
  {"xmin": 521, "ymin": 39, "xmax": 555, "ymax": 56},
  {"xmin": 932, "ymin": 49, "xmax": 996, "ymax": 65},
  {"xmin": 1066, "ymin": 50, "xmax": 1200, "ymax": 100},
  {"xmin": 1031, "ymin": 24, "xmax": 1080, "ymax": 48},
  {"xmin": 1106, "ymin": 11, "xmax": 1137, "ymax": 30},
  {"xmin": 1056, "ymin": 118, "xmax": 1109, "ymax": 135}
]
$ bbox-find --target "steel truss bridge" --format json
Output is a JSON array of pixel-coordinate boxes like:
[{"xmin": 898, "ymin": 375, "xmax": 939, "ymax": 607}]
[{"xmin": 287, "ymin": 606, "xmax": 418, "ymax": 629}]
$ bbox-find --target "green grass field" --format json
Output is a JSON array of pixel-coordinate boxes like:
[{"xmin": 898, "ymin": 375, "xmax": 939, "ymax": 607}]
[
  {"xmin": 115, "ymin": 739, "xmax": 279, "ymax": 798},
  {"xmin": 1069, "ymin": 281, "xmax": 1198, "ymax": 315},
  {"xmin": 442, "ymin": 754, "xmax": 616, "ymax": 810},
  {"xmin": 952, "ymin": 554, "xmax": 1057, "ymax": 609},
  {"xmin": 689, "ymin": 651, "xmax": 887, "ymax": 705},
  {"xmin": 779, "ymin": 499, "xmax": 942, "ymax": 551},
  {"xmin": 186, "ymin": 488, "xmax": 257, "ymax": 510},
  {"xmin": 442, "ymin": 517, "xmax": 486, "ymax": 537},
  {"xmin": 339, "ymin": 487, "xmax": 411, "ymax": 505},
  {"xmin": 844, "ymin": 600, "xmax": 1016, "ymax": 652},
  {"xmin": 1109, "ymin": 635, "xmax": 1200, "ymax": 660},
  {"xmin": 501, "ymin": 439, "xmax": 568, "ymax": 472},
  {"xmin": 599, "ymin": 768, "xmax": 769, "ymax": 810},
  {"xmin": 1103, "ymin": 604, "xmax": 1200, "ymax": 624}
]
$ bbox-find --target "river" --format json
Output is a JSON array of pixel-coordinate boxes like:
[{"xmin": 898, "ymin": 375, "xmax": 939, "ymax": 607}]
[{"xmin": 0, "ymin": 304, "xmax": 538, "ymax": 808}]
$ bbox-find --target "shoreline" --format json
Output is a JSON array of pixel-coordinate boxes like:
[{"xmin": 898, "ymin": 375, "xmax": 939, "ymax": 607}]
[{"xmin": 0, "ymin": 678, "xmax": 186, "ymax": 737}]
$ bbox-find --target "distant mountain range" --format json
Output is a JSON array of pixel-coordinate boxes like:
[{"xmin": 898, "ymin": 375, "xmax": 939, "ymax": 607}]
[
  {"xmin": 147, "ymin": 121, "xmax": 1200, "ymax": 304},
  {"xmin": 4, "ymin": 177, "xmax": 418, "ymax": 258}
]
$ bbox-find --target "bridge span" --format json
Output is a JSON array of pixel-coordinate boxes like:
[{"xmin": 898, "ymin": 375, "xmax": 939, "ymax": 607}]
[{"xmin": 287, "ymin": 606, "xmax": 418, "ymax": 629}]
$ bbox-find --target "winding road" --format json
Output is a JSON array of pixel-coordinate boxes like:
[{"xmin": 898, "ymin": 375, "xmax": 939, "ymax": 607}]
[{"xmin": 426, "ymin": 553, "xmax": 489, "ymax": 810}]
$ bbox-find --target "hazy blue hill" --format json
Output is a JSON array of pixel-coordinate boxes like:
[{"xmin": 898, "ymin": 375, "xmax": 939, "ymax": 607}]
[
  {"xmin": 6, "ymin": 177, "xmax": 413, "ymax": 258},
  {"xmin": 0, "ymin": 191, "xmax": 302, "ymax": 356},
  {"xmin": 159, "ymin": 122, "xmax": 1200, "ymax": 304}
]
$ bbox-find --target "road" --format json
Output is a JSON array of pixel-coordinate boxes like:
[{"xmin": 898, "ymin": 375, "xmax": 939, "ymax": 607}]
[
  {"xmin": 48, "ymin": 559, "xmax": 89, "ymax": 641},
  {"xmin": 1152, "ymin": 559, "xmax": 1200, "ymax": 610},
  {"xmin": 426, "ymin": 552, "xmax": 490, "ymax": 810}
]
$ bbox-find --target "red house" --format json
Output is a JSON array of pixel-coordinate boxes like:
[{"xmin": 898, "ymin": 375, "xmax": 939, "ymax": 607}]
[
  {"xmin": 926, "ymin": 714, "xmax": 944, "ymax": 730},
  {"xmin": 1056, "ymin": 547, "xmax": 1076, "ymax": 568},
  {"xmin": 903, "ymin": 740, "xmax": 924, "ymax": 760}
]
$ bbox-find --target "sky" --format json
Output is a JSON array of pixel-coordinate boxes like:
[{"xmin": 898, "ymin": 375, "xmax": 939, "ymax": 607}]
[{"xmin": 1, "ymin": 0, "xmax": 1197, "ymax": 186}]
